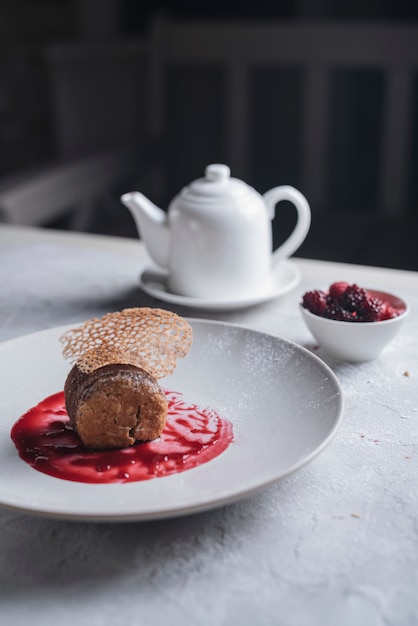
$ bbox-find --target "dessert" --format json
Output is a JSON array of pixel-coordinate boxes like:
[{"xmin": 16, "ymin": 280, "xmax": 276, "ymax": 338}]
[
  {"xmin": 64, "ymin": 363, "xmax": 168, "ymax": 450},
  {"xmin": 11, "ymin": 309, "xmax": 235, "ymax": 484},
  {"xmin": 60, "ymin": 307, "xmax": 192, "ymax": 450},
  {"xmin": 302, "ymin": 282, "xmax": 404, "ymax": 322}
]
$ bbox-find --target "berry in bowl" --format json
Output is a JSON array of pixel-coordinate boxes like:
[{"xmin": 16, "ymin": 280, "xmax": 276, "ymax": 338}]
[{"xmin": 300, "ymin": 282, "xmax": 409, "ymax": 362}]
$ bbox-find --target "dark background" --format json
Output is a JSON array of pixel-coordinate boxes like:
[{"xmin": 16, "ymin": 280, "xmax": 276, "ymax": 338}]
[{"xmin": 1, "ymin": 0, "xmax": 418, "ymax": 270}]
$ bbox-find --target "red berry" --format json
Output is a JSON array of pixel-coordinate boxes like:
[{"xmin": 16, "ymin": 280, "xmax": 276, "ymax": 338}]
[
  {"xmin": 328, "ymin": 282, "xmax": 350, "ymax": 303},
  {"xmin": 302, "ymin": 290, "xmax": 327, "ymax": 316},
  {"xmin": 379, "ymin": 303, "xmax": 398, "ymax": 320}
]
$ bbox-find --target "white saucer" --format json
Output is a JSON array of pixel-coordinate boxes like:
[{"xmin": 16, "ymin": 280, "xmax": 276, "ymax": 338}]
[{"xmin": 139, "ymin": 260, "xmax": 301, "ymax": 311}]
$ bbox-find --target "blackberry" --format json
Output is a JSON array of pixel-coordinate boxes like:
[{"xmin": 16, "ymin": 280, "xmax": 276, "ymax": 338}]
[
  {"xmin": 341, "ymin": 284, "xmax": 368, "ymax": 312},
  {"xmin": 358, "ymin": 296, "xmax": 383, "ymax": 322},
  {"xmin": 302, "ymin": 290, "xmax": 327, "ymax": 316},
  {"xmin": 323, "ymin": 302, "xmax": 355, "ymax": 321}
]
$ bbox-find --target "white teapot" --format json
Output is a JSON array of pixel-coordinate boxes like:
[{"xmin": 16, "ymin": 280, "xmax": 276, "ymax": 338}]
[{"xmin": 121, "ymin": 164, "xmax": 311, "ymax": 300}]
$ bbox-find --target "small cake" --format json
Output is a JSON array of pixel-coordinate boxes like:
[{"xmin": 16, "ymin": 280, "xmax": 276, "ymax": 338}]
[
  {"xmin": 64, "ymin": 363, "xmax": 168, "ymax": 450},
  {"xmin": 60, "ymin": 308, "xmax": 192, "ymax": 450}
]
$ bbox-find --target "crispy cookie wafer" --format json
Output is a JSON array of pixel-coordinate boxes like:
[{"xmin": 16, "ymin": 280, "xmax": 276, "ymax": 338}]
[{"xmin": 60, "ymin": 307, "xmax": 193, "ymax": 378}]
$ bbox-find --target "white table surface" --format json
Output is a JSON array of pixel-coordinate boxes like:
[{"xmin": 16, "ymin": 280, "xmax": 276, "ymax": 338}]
[{"xmin": 0, "ymin": 224, "xmax": 417, "ymax": 626}]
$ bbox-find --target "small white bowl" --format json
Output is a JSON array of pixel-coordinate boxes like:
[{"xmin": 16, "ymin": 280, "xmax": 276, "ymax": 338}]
[{"xmin": 300, "ymin": 289, "xmax": 409, "ymax": 362}]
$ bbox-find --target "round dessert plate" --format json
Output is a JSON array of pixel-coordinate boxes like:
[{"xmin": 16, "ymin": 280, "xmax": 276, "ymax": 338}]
[
  {"xmin": 0, "ymin": 320, "xmax": 343, "ymax": 522},
  {"xmin": 139, "ymin": 260, "xmax": 300, "ymax": 311}
]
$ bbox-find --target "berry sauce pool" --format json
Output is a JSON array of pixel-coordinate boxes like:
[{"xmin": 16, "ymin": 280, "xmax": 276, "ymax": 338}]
[{"xmin": 10, "ymin": 390, "xmax": 234, "ymax": 484}]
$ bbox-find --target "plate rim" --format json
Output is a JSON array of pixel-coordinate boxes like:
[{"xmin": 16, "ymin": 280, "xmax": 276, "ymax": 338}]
[{"xmin": 0, "ymin": 319, "xmax": 344, "ymax": 522}]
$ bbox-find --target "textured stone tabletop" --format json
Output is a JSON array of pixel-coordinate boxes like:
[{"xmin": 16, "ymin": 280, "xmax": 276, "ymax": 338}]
[{"xmin": 0, "ymin": 225, "xmax": 417, "ymax": 626}]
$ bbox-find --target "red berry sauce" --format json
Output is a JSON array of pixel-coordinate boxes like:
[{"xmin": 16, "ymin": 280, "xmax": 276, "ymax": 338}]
[{"xmin": 10, "ymin": 390, "xmax": 233, "ymax": 484}]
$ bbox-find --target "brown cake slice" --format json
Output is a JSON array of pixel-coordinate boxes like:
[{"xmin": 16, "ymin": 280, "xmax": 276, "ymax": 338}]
[{"xmin": 64, "ymin": 363, "xmax": 168, "ymax": 450}]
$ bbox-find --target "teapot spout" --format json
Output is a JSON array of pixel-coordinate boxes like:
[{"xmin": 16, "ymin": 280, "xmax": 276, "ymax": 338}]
[{"xmin": 121, "ymin": 191, "xmax": 170, "ymax": 269}]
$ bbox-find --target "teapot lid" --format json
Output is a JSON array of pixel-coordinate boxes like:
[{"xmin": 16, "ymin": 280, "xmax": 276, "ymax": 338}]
[{"xmin": 181, "ymin": 164, "xmax": 253, "ymax": 202}]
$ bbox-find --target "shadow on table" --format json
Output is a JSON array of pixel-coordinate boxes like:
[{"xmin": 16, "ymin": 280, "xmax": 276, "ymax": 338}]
[{"xmin": 0, "ymin": 473, "xmax": 307, "ymax": 599}]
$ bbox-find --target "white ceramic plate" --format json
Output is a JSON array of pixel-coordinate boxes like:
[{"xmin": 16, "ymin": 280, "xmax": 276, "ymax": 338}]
[
  {"xmin": 0, "ymin": 320, "xmax": 343, "ymax": 522},
  {"xmin": 139, "ymin": 260, "xmax": 300, "ymax": 311}
]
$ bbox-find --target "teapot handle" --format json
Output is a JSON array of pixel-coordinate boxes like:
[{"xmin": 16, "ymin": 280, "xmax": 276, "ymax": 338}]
[{"xmin": 263, "ymin": 185, "xmax": 311, "ymax": 263}]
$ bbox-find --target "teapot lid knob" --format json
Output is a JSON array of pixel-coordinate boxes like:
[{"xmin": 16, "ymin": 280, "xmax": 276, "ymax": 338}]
[
  {"xmin": 205, "ymin": 164, "xmax": 230, "ymax": 182},
  {"xmin": 184, "ymin": 163, "xmax": 252, "ymax": 201}
]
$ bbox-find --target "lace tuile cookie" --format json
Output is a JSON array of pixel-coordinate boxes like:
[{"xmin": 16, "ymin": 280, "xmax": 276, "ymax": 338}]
[{"xmin": 60, "ymin": 307, "xmax": 193, "ymax": 378}]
